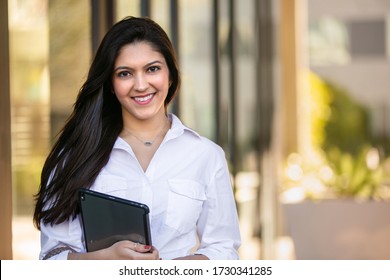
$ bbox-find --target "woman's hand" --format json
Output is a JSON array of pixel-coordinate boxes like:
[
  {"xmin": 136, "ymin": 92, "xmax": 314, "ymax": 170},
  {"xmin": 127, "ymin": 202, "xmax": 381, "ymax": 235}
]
[
  {"xmin": 106, "ymin": 240, "xmax": 159, "ymax": 260},
  {"xmin": 68, "ymin": 240, "xmax": 159, "ymax": 260}
]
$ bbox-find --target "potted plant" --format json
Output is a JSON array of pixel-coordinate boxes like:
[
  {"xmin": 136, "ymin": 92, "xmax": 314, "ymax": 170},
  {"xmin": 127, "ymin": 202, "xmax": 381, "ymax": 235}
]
[{"xmin": 281, "ymin": 73, "xmax": 390, "ymax": 259}]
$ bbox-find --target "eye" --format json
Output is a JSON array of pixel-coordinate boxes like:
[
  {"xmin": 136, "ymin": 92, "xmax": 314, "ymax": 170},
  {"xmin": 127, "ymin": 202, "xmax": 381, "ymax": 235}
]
[
  {"xmin": 117, "ymin": 71, "xmax": 131, "ymax": 78},
  {"xmin": 148, "ymin": 66, "xmax": 160, "ymax": 73}
]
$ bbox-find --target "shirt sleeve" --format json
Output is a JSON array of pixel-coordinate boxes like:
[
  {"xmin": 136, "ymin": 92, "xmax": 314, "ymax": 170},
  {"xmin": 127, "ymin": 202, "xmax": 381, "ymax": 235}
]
[
  {"xmin": 39, "ymin": 216, "xmax": 85, "ymax": 260},
  {"xmin": 194, "ymin": 149, "xmax": 242, "ymax": 260}
]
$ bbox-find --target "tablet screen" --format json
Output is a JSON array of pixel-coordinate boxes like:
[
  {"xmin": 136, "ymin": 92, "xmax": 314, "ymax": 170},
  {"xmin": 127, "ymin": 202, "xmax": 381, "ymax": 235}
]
[{"xmin": 79, "ymin": 188, "xmax": 152, "ymax": 252}]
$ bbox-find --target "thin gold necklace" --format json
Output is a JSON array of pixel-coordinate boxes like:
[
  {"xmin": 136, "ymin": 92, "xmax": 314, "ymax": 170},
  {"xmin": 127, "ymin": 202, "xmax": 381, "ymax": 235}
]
[{"xmin": 124, "ymin": 121, "xmax": 169, "ymax": 147}]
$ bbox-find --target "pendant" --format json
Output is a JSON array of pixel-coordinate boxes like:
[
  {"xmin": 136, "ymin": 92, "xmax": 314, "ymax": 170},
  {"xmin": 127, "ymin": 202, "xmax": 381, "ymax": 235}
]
[{"xmin": 144, "ymin": 141, "xmax": 153, "ymax": 146}]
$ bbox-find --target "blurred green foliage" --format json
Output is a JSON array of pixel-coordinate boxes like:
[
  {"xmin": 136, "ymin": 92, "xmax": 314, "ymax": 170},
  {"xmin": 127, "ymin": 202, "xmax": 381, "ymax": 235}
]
[
  {"xmin": 309, "ymin": 72, "xmax": 385, "ymax": 199},
  {"xmin": 310, "ymin": 72, "xmax": 372, "ymax": 155},
  {"xmin": 325, "ymin": 147, "xmax": 382, "ymax": 199}
]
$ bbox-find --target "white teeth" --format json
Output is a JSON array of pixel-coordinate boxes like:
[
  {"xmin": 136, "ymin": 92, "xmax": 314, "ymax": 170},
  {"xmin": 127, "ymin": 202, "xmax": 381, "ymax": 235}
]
[{"xmin": 134, "ymin": 94, "xmax": 153, "ymax": 102}]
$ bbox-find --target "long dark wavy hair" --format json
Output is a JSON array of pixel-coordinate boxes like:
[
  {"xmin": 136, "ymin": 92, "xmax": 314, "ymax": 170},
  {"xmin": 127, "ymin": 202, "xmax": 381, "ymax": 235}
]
[{"xmin": 33, "ymin": 16, "xmax": 181, "ymax": 229}]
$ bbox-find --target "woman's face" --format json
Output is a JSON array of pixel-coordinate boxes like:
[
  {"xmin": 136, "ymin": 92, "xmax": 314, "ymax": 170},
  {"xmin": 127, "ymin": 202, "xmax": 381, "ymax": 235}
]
[{"xmin": 112, "ymin": 41, "xmax": 170, "ymax": 123}]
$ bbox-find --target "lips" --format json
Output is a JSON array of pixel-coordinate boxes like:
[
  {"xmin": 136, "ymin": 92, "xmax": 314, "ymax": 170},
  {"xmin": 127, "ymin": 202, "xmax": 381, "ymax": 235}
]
[{"xmin": 132, "ymin": 93, "xmax": 154, "ymax": 105}]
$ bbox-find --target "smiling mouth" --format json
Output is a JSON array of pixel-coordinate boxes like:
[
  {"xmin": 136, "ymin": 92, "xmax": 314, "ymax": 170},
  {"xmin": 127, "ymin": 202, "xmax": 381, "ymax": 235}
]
[{"xmin": 133, "ymin": 93, "xmax": 154, "ymax": 102}]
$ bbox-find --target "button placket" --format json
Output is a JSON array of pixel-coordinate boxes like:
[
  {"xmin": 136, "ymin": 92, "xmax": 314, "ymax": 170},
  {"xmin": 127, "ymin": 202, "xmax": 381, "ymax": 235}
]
[{"xmin": 141, "ymin": 178, "xmax": 154, "ymax": 217}]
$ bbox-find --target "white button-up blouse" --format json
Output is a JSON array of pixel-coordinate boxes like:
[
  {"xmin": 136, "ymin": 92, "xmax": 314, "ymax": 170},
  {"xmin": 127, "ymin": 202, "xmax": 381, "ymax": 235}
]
[{"xmin": 39, "ymin": 114, "xmax": 241, "ymax": 260}]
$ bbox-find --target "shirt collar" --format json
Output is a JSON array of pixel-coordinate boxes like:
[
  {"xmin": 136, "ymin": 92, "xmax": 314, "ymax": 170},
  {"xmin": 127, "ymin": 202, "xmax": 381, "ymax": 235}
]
[
  {"xmin": 167, "ymin": 113, "xmax": 200, "ymax": 139},
  {"xmin": 113, "ymin": 113, "xmax": 200, "ymax": 150}
]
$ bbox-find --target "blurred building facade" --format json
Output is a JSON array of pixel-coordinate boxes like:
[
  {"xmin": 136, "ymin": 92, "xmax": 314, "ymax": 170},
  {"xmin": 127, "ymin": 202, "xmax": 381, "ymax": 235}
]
[
  {"xmin": 1, "ymin": 0, "xmax": 389, "ymax": 260},
  {"xmin": 0, "ymin": 0, "xmax": 317, "ymax": 260}
]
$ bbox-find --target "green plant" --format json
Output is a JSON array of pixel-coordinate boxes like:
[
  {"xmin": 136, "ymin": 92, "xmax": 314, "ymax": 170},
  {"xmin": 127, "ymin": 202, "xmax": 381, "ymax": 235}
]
[
  {"xmin": 282, "ymin": 73, "xmax": 389, "ymax": 201},
  {"xmin": 324, "ymin": 147, "xmax": 383, "ymax": 199}
]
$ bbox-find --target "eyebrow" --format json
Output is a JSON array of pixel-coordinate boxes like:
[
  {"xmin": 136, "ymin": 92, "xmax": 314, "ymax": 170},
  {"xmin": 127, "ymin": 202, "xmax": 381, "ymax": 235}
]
[{"xmin": 113, "ymin": 60, "xmax": 164, "ymax": 72}]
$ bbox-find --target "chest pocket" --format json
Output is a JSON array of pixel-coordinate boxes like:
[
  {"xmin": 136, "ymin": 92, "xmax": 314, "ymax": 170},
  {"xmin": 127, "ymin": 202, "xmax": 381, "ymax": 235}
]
[{"xmin": 165, "ymin": 179, "xmax": 207, "ymax": 234}]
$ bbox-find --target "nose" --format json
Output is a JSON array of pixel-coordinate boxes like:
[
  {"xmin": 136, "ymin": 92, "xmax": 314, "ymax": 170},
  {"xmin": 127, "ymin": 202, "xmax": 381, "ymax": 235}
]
[{"xmin": 134, "ymin": 74, "xmax": 148, "ymax": 92}]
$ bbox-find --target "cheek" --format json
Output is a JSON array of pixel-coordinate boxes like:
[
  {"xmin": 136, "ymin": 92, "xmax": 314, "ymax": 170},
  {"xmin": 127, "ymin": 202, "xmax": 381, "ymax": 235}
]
[
  {"xmin": 113, "ymin": 80, "xmax": 131, "ymax": 96},
  {"xmin": 155, "ymin": 74, "xmax": 170, "ymax": 91}
]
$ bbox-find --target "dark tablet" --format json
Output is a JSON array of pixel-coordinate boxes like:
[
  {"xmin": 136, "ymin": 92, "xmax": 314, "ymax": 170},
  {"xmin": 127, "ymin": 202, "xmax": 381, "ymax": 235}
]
[{"xmin": 79, "ymin": 188, "xmax": 152, "ymax": 252}]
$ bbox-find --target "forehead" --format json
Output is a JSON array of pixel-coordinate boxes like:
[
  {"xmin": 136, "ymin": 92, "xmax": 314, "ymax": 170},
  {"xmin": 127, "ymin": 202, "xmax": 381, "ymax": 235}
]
[{"xmin": 115, "ymin": 41, "xmax": 165, "ymax": 66}]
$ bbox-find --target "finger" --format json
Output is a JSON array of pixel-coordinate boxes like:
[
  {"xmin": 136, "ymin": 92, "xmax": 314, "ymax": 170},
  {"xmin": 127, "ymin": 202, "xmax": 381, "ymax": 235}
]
[
  {"xmin": 132, "ymin": 242, "xmax": 152, "ymax": 253},
  {"xmin": 143, "ymin": 246, "xmax": 160, "ymax": 260},
  {"xmin": 133, "ymin": 242, "xmax": 139, "ymax": 251}
]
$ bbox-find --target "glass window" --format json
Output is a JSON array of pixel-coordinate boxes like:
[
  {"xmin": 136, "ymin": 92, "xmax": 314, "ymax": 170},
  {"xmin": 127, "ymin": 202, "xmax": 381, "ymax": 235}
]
[
  {"xmin": 179, "ymin": 0, "xmax": 215, "ymax": 140},
  {"xmin": 151, "ymin": 0, "xmax": 170, "ymax": 33},
  {"xmin": 348, "ymin": 19, "xmax": 386, "ymax": 57},
  {"xmin": 235, "ymin": 0, "xmax": 257, "ymax": 172},
  {"xmin": 115, "ymin": 0, "xmax": 140, "ymax": 20},
  {"xmin": 9, "ymin": 0, "xmax": 49, "ymax": 260},
  {"xmin": 233, "ymin": 0, "xmax": 261, "ymax": 260},
  {"xmin": 219, "ymin": 0, "xmax": 232, "ymax": 153},
  {"xmin": 9, "ymin": 0, "xmax": 49, "ymax": 215},
  {"xmin": 9, "ymin": 0, "xmax": 91, "ymax": 259},
  {"xmin": 48, "ymin": 0, "xmax": 92, "ymax": 138}
]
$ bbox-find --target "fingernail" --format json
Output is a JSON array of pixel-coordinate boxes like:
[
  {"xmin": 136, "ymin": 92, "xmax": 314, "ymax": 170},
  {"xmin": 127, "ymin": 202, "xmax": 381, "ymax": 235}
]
[{"xmin": 144, "ymin": 245, "xmax": 151, "ymax": 250}]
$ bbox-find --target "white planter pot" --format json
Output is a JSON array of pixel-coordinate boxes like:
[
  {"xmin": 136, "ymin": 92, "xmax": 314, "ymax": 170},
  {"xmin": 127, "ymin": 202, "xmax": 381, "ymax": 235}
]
[{"xmin": 282, "ymin": 200, "xmax": 390, "ymax": 259}]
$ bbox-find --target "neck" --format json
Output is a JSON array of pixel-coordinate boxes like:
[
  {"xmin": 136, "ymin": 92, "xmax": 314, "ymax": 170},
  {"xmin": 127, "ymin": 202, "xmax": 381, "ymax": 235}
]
[
  {"xmin": 124, "ymin": 118, "xmax": 169, "ymax": 147},
  {"xmin": 124, "ymin": 113, "xmax": 169, "ymax": 133},
  {"xmin": 122, "ymin": 115, "xmax": 171, "ymax": 146}
]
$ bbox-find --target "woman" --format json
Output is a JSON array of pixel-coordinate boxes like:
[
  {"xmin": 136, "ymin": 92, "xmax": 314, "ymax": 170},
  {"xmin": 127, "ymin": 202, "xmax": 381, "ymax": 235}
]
[{"xmin": 33, "ymin": 16, "xmax": 241, "ymax": 260}]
